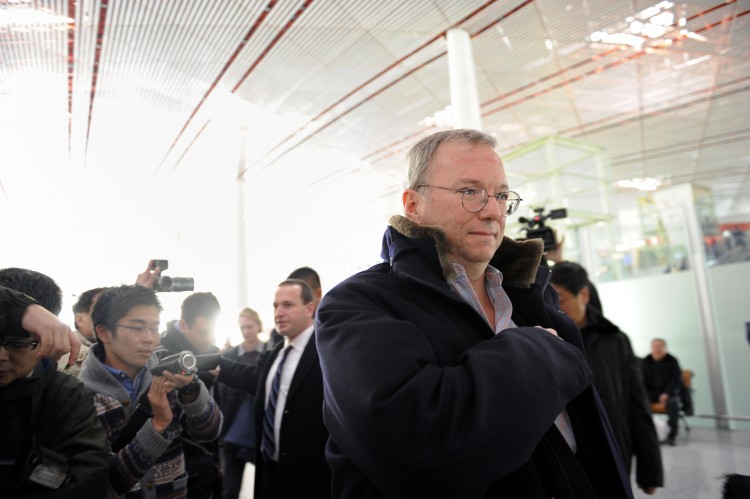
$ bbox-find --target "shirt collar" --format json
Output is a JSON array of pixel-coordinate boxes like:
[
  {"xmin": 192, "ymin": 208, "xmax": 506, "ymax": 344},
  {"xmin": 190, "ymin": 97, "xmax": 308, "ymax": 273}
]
[{"xmin": 285, "ymin": 324, "xmax": 314, "ymax": 353}]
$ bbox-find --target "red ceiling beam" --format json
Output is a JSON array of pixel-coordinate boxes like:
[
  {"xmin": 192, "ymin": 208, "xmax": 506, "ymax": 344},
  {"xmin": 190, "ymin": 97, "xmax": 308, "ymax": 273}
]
[
  {"xmin": 83, "ymin": 0, "xmax": 109, "ymax": 162},
  {"xmin": 160, "ymin": 0, "xmax": 315, "ymax": 176},
  {"xmin": 245, "ymin": 0, "xmax": 529, "ymax": 175},
  {"xmin": 364, "ymin": 0, "xmax": 744, "ymax": 164}
]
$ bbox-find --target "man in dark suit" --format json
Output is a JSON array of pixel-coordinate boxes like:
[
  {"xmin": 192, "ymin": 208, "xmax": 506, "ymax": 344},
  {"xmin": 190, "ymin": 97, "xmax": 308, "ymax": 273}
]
[{"xmin": 217, "ymin": 279, "xmax": 330, "ymax": 498}]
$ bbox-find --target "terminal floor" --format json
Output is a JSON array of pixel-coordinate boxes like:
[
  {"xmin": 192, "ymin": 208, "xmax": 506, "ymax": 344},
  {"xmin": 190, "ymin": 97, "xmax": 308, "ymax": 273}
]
[
  {"xmin": 238, "ymin": 426, "xmax": 750, "ymax": 498},
  {"xmin": 633, "ymin": 426, "xmax": 750, "ymax": 499}
]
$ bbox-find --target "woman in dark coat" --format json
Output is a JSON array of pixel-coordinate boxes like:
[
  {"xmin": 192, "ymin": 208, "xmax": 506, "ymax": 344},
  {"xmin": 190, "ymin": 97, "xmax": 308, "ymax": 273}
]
[{"xmin": 551, "ymin": 262, "xmax": 663, "ymax": 494}]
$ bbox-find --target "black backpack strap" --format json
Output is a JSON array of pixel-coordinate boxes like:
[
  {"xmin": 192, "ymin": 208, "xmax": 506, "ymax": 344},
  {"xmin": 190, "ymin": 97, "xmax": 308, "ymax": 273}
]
[{"xmin": 111, "ymin": 388, "xmax": 153, "ymax": 453}]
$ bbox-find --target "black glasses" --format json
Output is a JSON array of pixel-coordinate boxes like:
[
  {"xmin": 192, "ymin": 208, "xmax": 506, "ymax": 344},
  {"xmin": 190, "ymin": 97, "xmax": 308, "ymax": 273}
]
[
  {"xmin": 0, "ymin": 337, "xmax": 40, "ymax": 353},
  {"xmin": 115, "ymin": 324, "xmax": 160, "ymax": 336},
  {"xmin": 416, "ymin": 185, "xmax": 522, "ymax": 215}
]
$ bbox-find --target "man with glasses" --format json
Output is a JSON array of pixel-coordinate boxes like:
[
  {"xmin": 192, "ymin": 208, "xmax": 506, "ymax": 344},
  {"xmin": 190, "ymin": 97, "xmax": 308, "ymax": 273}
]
[
  {"xmin": 0, "ymin": 268, "xmax": 108, "ymax": 497},
  {"xmin": 316, "ymin": 129, "xmax": 632, "ymax": 498},
  {"xmin": 78, "ymin": 285, "xmax": 222, "ymax": 498}
]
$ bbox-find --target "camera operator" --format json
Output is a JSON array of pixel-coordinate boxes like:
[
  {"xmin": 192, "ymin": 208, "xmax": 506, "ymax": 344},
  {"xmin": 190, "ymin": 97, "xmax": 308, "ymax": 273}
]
[
  {"xmin": 160, "ymin": 291, "xmax": 223, "ymax": 499},
  {"xmin": 517, "ymin": 208, "xmax": 603, "ymax": 313},
  {"xmin": 78, "ymin": 285, "xmax": 222, "ymax": 498}
]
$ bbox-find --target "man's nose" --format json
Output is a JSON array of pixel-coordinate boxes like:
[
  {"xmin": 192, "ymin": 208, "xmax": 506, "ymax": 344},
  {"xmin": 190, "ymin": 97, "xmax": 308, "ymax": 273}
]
[
  {"xmin": 0, "ymin": 346, "xmax": 10, "ymax": 360},
  {"xmin": 479, "ymin": 196, "xmax": 503, "ymax": 219}
]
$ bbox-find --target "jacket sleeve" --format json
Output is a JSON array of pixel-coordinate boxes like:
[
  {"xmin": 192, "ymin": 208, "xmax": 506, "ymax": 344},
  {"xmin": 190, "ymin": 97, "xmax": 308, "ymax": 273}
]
[
  {"xmin": 0, "ymin": 285, "xmax": 35, "ymax": 340},
  {"xmin": 217, "ymin": 355, "xmax": 264, "ymax": 395},
  {"xmin": 665, "ymin": 356, "xmax": 683, "ymax": 396},
  {"xmin": 179, "ymin": 381, "xmax": 223, "ymax": 443},
  {"xmin": 106, "ymin": 400, "xmax": 174, "ymax": 495},
  {"xmin": 316, "ymin": 274, "xmax": 593, "ymax": 478}
]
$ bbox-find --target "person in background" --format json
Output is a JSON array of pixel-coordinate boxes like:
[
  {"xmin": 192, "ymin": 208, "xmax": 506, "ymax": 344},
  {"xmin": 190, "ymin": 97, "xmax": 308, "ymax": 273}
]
[
  {"xmin": 544, "ymin": 235, "xmax": 604, "ymax": 313},
  {"xmin": 315, "ymin": 128, "xmax": 631, "ymax": 498},
  {"xmin": 160, "ymin": 291, "xmax": 223, "ymax": 498},
  {"xmin": 0, "ymin": 268, "xmax": 108, "ymax": 497},
  {"xmin": 58, "ymin": 287, "xmax": 105, "ymax": 375},
  {"xmin": 642, "ymin": 338, "xmax": 685, "ymax": 445},
  {"xmin": 215, "ymin": 307, "xmax": 267, "ymax": 499},
  {"xmin": 550, "ymin": 261, "xmax": 663, "ymax": 494},
  {"xmin": 268, "ymin": 267, "xmax": 322, "ymax": 350},
  {"xmin": 79, "ymin": 284, "xmax": 222, "ymax": 498},
  {"xmin": 217, "ymin": 280, "xmax": 330, "ymax": 498}
]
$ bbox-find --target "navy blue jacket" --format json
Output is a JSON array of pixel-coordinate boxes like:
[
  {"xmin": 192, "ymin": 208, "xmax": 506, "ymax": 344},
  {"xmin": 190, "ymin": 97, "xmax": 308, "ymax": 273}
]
[{"xmin": 316, "ymin": 216, "xmax": 632, "ymax": 499}]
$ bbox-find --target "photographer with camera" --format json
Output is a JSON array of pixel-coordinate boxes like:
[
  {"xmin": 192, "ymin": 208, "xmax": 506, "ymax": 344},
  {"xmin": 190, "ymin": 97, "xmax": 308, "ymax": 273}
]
[
  {"xmin": 160, "ymin": 291, "xmax": 224, "ymax": 499},
  {"xmin": 78, "ymin": 285, "xmax": 222, "ymax": 498},
  {"xmin": 518, "ymin": 207, "xmax": 604, "ymax": 313}
]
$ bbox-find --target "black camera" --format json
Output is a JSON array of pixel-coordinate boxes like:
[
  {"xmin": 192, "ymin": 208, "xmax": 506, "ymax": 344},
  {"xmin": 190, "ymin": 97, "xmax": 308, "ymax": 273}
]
[
  {"xmin": 151, "ymin": 350, "xmax": 221, "ymax": 376},
  {"xmin": 151, "ymin": 260, "xmax": 195, "ymax": 293},
  {"xmin": 518, "ymin": 207, "xmax": 567, "ymax": 252}
]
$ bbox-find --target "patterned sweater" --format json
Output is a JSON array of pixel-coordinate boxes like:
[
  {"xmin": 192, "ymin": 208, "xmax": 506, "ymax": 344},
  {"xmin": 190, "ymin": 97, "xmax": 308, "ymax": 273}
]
[{"xmin": 79, "ymin": 343, "xmax": 222, "ymax": 498}]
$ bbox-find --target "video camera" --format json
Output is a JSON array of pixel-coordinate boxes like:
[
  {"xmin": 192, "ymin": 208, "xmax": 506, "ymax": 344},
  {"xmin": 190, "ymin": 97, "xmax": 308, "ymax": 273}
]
[
  {"xmin": 151, "ymin": 350, "xmax": 221, "ymax": 376},
  {"xmin": 151, "ymin": 260, "xmax": 194, "ymax": 293},
  {"xmin": 518, "ymin": 207, "xmax": 568, "ymax": 252}
]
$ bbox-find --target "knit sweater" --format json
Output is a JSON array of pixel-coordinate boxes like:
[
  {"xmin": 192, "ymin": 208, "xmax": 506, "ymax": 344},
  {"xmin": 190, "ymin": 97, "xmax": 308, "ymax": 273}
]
[{"xmin": 79, "ymin": 343, "xmax": 222, "ymax": 498}]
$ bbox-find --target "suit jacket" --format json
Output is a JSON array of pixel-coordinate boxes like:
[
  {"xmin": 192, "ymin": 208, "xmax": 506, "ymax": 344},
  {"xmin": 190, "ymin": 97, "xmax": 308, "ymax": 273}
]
[{"xmin": 218, "ymin": 333, "xmax": 330, "ymax": 498}]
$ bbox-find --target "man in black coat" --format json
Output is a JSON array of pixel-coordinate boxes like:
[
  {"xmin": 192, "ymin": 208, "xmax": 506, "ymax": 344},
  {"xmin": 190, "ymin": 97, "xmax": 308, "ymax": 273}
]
[
  {"xmin": 216, "ymin": 280, "xmax": 330, "ymax": 498},
  {"xmin": 0, "ymin": 268, "xmax": 108, "ymax": 498},
  {"xmin": 550, "ymin": 261, "xmax": 663, "ymax": 494},
  {"xmin": 315, "ymin": 129, "xmax": 632, "ymax": 498},
  {"xmin": 642, "ymin": 338, "xmax": 685, "ymax": 445}
]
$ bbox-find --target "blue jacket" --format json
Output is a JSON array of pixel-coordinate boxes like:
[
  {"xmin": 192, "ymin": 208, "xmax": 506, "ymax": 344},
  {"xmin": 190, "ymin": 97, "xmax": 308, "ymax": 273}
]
[{"xmin": 316, "ymin": 216, "xmax": 633, "ymax": 499}]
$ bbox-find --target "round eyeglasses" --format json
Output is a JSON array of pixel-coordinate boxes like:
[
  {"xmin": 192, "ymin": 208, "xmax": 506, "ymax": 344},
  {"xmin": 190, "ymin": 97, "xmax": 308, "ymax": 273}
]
[
  {"xmin": 0, "ymin": 337, "xmax": 40, "ymax": 353},
  {"xmin": 416, "ymin": 185, "xmax": 522, "ymax": 215}
]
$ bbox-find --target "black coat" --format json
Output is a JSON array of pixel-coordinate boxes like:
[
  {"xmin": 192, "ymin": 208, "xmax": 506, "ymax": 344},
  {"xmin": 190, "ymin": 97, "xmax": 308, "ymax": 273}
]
[
  {"xmin": 218, "ymin": 335, "xmax": 330, "ymax": 498},
  {"xmin": 642, "ymin": 353, "xmax": 683, "ymax": 402},
  {"xmin": 0, "ymin": 360, "xmax": 109, "ymax": 498},
  {"xmin": 580, "ymin": 307, "xmax": 663, "ymax": 488},
  {"xmin": 315, "ymin": 216, "xmax": 632, "ymax": 499}
]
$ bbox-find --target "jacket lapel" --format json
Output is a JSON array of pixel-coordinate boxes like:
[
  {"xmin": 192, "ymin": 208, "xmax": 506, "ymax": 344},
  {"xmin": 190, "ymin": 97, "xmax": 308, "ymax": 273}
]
[{"xmin": 286, "ymin": 333, "xmax": 317, "ymax": 401}]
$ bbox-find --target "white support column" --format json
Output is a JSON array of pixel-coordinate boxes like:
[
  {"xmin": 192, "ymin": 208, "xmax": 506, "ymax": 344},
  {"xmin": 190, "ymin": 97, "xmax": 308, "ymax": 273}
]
[
  {"xmin": 236, "ymin": 126, "xmax": 249, "ymax": 311},
  {"xmin": 446, "ymin": 29, "xmax": 482, "ymax": 130}
]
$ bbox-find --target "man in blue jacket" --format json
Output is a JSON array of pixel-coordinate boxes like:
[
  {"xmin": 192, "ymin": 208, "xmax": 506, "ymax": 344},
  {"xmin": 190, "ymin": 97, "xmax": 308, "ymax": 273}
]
[{"xmin": 316, "ymin": 129, "xmax": 633, "ymax": 499}]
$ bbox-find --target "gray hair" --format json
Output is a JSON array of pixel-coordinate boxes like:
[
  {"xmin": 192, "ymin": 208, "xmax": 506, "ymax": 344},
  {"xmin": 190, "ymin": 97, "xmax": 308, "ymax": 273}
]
[{"xmin": 404, "ymin": 129, "xmax": 497, "ymax": 189}]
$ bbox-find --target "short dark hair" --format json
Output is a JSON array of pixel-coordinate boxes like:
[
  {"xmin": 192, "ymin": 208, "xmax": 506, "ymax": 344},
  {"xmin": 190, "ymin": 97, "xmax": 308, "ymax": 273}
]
[
  {"xmin": 278, "ymin": 279, "xmax": 314, "ymax": 305},
  {"xmin": 180, "ymin": 292, "xmax": 221, "ymax": 327},
  {"xmin": 0, "ymin": 267, "xmax": 63, "ymax": 316},
  {"xmin": 549, "ymin": 262, "xmax": 590, "ymax": 296},
  {"xmin": 73, "ymin": 287, "xmax": 105, "ymax": 315},
  {"xmin": 92, "ymin": 285, "xmax": 162, "ymax": 340},
  {"xmin": 287, "ymin": 267, "xmax": 321, "ymax": 292}
]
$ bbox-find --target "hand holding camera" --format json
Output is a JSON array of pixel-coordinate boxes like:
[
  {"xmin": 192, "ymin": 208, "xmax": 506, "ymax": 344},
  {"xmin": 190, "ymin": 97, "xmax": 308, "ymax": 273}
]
[{"xmin": 135, "ymin": 260, "xmax": 195, "ymax": 292}]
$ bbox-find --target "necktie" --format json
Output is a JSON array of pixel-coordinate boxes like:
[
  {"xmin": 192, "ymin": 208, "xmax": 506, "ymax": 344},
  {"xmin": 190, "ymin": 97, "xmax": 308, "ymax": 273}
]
[{"xmin": 261, "ymin": 345, "xmax": 292, "ymax": 461}]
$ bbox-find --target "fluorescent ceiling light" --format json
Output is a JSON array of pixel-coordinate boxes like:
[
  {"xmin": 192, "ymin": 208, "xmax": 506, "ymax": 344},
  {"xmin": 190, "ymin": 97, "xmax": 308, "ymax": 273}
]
[{"xmin": 617, "ymin": 177, "xmax": 663, "ymax": 191}]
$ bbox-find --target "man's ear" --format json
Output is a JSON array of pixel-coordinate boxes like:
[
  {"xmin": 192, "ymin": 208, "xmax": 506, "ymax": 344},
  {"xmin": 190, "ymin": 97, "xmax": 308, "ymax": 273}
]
[
  {"xmin": 305, "ymin": 301, "xmax": 315, "ymax": 319},
  {"xmin": 403, "ymin": 189, "xmax": 422, "ymax": 223},
  {"xmin": 95, "ymin": 324, "xmax": 111, "ymax": 344},
  {"xmin": 580, "ymin": 286, "xmax": 591, "ymax": 306},
  {"xmin": 179, "ymin": 318, "xmax": 188, "ymax": 331},
  {"xmin": 74, "ymin": 312, "xmax": 85, "ymax": 330}
]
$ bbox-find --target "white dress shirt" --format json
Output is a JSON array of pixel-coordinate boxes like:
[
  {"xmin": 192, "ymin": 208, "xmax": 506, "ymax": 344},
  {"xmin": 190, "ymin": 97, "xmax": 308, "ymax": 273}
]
[{"xmin": 263, "ymin": 324, "xmax": 314, "ymax": 461}]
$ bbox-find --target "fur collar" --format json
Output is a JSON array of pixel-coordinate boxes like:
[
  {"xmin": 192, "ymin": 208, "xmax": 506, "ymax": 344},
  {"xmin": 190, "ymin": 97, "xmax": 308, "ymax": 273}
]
[{"xmin": 389, "ymin": 215, "xmax": 544, "ymax": 288}]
